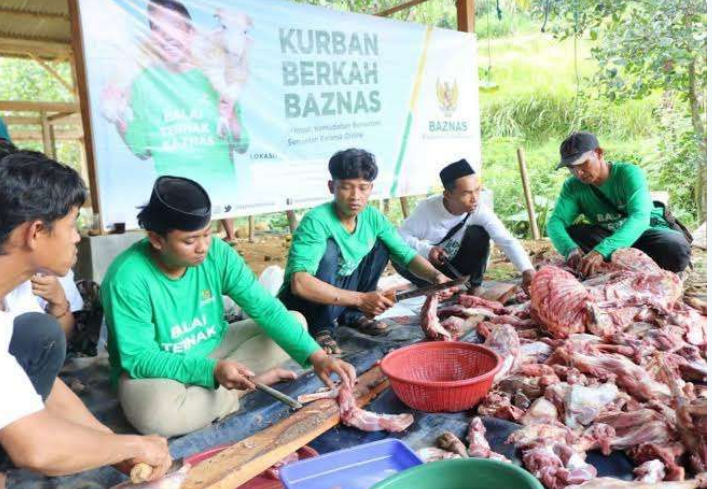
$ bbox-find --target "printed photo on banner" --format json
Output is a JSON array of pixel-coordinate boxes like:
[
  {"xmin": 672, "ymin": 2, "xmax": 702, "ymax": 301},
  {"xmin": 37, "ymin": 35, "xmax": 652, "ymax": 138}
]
[{"xmin": 77, "ymin": 0, "xmax": 481, "ymax": 230}]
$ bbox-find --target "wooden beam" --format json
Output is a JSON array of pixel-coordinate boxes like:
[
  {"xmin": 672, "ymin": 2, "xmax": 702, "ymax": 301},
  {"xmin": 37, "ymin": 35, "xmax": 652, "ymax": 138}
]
[
  {"xmin": 4, "ymin": 116, "xmax": 42, "ymax": 125},
  {"xmin": 0, "ymin": 6, "xmax": 70, "ymax": 21},
  {"xmin": 10, "ymin": 130, "xmax": 82, "ymax": 141},
  {"xmin": 68, "ymin": 0, "xmax": 103, "ymax": 229},
  {"xmin": 456, "ymin": 0, "xmax": 476, "ymax": 33},
  {"xmin": 376, "ymin": 0, "xmax": 431, "ymax": 17},
  {"xmin": 0, "ymin": 31, "xmax": 69, "ymax": 46},
  {"xmin": 40, "ymin": 112, "xmax": 53, "ymax": 158},
  {"xmin": 48, "ymin": 111, "xmax": 80, "ymax": 123},
  {"xmin": 0, "ymin": 100, "xmax": 78, "ymax": 113},
  {"xmin": 0, "ymin": 36, "xmax": 71, "ymax": 59},
  {"xmin": 28, "ymin": 53, "xmax": 75, "ymax": 95},
  {"xmin": 183, "ymin": 367, "xmax": 390, "ymax": 489},
  {"xmin": 248, "ymin": 216, "xmax": 255, "ymax": 243}
]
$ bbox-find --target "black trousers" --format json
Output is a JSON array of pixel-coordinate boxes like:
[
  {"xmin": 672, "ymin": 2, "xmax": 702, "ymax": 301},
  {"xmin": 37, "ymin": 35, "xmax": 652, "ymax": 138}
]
[
  {"xmin": 1, "ymin": 312, "xmax": 66, "ymax": 470},
  {"xmin": 566, "ymin": 223, "xmax": 691, "ymax": 272},
  {"xmin": 278, "ymin": 239, "xmax": 390, "ymax": 335},
  {"xmin": 394, "ymin": 224, "xmax": 491, "ymax": 288}
]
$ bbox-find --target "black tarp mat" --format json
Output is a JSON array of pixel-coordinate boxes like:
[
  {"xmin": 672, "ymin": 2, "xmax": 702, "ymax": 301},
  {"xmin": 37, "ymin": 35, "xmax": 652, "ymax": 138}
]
[{"xmin": 6, "ymin": 319, "xmax": 634, "ymax": 489}]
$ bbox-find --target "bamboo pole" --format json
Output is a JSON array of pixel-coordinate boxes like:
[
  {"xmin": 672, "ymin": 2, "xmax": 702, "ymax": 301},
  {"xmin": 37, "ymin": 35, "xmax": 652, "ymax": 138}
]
[
  {"xmin": 40, "ymin": 111, "xmax": 53, "ymax": 158},
  {"xmin": 516, "ymin": 147, "xmax": 541, "ymax": 240},
  {"xmin": 248, "ymin": 216, "xmax": 255, "ymax": 243},
  {"xmin": 286, "ymin": 210, "xmax": 298, "ymax": 233}
]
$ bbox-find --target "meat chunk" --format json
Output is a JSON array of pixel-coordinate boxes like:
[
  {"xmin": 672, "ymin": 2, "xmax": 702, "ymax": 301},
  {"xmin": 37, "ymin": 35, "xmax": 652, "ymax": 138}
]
[
  {"xmin": 420, "ymin": 295, "xmax": 453, "ymax": 341},
  {"xmin": 466, "ymin": 417, "xmax": 510, "ymax": 462},
  {"xmin": 338, "ymin": 385, "xmax": 414, "ymax": 432},
  {"xmin": 484, "ymin": 324, "xmax": 521, "ymax": 382},
  {"xmin": 530, "ymin": 266, "xmax": 591, "ymax": 339}
]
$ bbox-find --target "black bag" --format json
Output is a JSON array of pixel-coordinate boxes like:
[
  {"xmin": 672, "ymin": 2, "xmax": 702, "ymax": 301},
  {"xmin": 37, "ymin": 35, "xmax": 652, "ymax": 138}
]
[
  {"xmin": 436, "ymin": 212, "xmax": 472, "ymax": 245},
  {"xmin": 589, "ymin": 185, "xmax": 693, "ymax": 244}
]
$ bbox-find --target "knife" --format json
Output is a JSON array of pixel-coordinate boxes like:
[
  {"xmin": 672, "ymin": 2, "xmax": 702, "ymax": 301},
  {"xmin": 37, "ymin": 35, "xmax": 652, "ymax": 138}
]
[
  {"xmin": 255, "ymin": 382, "xmax": 303, "ymax": 410},
  {"xmin": 440, "ymin": 257, "xmax": 462, "ymax": 279},
  {"xmin": 393, "ymin": 275, "xmax": 470, "ymax": 301}
]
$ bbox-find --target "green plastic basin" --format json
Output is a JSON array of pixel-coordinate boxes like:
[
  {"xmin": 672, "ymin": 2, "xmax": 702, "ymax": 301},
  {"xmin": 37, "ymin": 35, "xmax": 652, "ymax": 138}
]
[{"xmin": 371, "ymin": 458, "xmax": 544, "ymax": 489}]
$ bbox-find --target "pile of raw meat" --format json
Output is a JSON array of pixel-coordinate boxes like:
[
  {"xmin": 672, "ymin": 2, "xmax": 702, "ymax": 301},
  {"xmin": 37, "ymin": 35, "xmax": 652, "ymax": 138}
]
[{"xmin": 420, "ymin": 248, "xmax": 707, "ymax": 489}]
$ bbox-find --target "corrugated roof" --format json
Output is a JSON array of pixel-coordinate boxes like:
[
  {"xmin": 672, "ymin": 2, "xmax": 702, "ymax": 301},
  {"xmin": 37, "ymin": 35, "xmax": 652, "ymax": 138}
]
[{"xmin": 0, "ymin": 0, "xmax": 71, "ymax": 58}]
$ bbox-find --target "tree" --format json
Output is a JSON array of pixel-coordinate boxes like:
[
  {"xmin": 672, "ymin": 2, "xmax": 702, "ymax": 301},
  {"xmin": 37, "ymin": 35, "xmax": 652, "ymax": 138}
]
[{"xmin": 536, "ymin": 0, "xmax": 707, "ymax": 221}]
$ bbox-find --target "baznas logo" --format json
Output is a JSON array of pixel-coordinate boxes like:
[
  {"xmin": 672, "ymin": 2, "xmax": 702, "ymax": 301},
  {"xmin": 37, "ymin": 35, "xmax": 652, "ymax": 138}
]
[{"xmin": 436, "ymin": 78, "xmax": 458, "ymax": 116}]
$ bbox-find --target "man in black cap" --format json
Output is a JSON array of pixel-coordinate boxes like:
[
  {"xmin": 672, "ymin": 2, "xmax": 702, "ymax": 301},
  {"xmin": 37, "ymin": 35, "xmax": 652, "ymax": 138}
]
[
  {"xmin": 397, "ymin": 159, "xmax": 535, "ymax": 295},
  {"xmin": 101, "ymin": 176, "xmax": 356, "ymax": 438},
  {"xmin": 547, "ymin": 131, "xmax": 691, "ymax": 275}
]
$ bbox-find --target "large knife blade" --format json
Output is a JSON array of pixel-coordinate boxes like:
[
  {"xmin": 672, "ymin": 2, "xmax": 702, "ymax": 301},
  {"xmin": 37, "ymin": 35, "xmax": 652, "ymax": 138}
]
[{"xmin": 394, "ymin": 275, "xmax": 470, "ymax": 301}]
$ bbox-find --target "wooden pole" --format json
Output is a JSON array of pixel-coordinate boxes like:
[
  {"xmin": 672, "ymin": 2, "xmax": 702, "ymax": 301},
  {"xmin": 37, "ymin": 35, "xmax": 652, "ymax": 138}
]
[
  {"xmin": 376, "ymin": 0, "xmax": 430, "ymax": 17},
  {"xmin": 384, "ymin": 198, "xmax": 391, "ymax": 214},
  {"xmin": 40, "ymin": 111, "xmax": 53, "ymax": 158},
  {"xmin": 183, "ymin": 366, "xmax": 390, "ymax": 489},
  {"xmin": 68, "ymin": 0, "xmax": 103, "ymax": 232},
  {"xmin": 248, "ymin": 216, "xmax": 255, "ymax": 243},
  {"xmin": 399, "ymin": 196, "xmax": 410, "ymax": 218},
  {"xmin": 516, "ymin": 147, "xmax": 541, "ymax": 240},
  {"xmin": 286, "ymin": 210, "xmax": 298, "ymax": 233},
  {"xmin": 456, "ymin": 0, "xmax": 476, "ymax": 33}
]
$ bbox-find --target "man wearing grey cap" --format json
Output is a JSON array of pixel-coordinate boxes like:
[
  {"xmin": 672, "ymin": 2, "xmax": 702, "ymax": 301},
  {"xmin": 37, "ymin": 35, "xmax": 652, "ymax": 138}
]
[
  {"xmin": 548, "ymin": 131, "xmax": 691, "ymax": 276},
  {"xmin": 102, "ymin": 176, "xmax": 356, "ymax": 437}
]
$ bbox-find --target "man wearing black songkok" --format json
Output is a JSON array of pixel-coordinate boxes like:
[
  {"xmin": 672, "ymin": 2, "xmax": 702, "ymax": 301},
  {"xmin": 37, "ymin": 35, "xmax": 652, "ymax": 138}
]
[
  {"xmin": 397, "ymin": 159, "xmax": 536, "ymax": 295},
  {"xmin": 101, "ymin": 176, "xmax": 355, "ymax": 437}
]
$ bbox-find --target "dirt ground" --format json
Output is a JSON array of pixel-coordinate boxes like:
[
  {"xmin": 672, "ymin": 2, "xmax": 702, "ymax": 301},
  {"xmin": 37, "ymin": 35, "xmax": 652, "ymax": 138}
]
[{"xmin": 228, "ymin": 232, "xmax": 707, "ymax": 296}]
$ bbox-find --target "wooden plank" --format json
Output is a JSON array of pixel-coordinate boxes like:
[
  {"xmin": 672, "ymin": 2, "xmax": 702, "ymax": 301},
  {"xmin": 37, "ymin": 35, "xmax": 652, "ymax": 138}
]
[
  {"xmin": 68, "ymin": 0, "xmax": 103, "ymax": 231},
  {"xmin": 48, "ymin": 112, "xmax": 80, "ymax": 123},
  {"xmin": 183, "ymin": 367, "xmax": 390, "ymax": 489},
  {"xmin": 376, "ymin": 0, "xmax": 431, "ymax": 17},
  {"xmin": 4, "ymin": 116, "xmax": 42, "ymax": 125},
  {"xmin": 0, "ymin": 36, "xmax": 71, "ymax": 59},
  {"xmin": 0, "ymin": 6, "xmax": 70, "ymax": 20},
  {"xmin": 10, "ymin": 130, "xmax": 82, "ymax": 141},
  {"xmin": 456, "ymin": 0, "xmax": 476, "ymax": 33},
  {"xmin": 516, "ymin": 147, "xmax": 541, "ymax": 240},
  {"xmin": 0, "ymin": 100, "xmax": 78, "ymax": 113}
]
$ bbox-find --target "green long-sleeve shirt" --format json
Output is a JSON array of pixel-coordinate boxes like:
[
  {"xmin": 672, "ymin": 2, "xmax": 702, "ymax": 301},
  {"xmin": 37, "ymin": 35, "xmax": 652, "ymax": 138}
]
[
  {"xmin": 547, "ymin": 162, "xmax": 670, "ymax": 259},
  {"xmin": 102, "ymin": 238, "xmax": 319, "ymax": 390}
]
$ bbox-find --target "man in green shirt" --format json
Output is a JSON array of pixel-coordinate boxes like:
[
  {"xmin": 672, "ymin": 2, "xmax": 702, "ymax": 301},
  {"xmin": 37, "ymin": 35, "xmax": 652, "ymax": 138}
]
[
  {"xmin": 102, "ymin": 177, "xmax": 355, "ymax": 437},
  {"xmin": 278, "ymin": 149, "xmax": 452, "ymax": 354},
  {"xmin": 547, "ymin": 132, "xmax": 691, "ymax": 276}
]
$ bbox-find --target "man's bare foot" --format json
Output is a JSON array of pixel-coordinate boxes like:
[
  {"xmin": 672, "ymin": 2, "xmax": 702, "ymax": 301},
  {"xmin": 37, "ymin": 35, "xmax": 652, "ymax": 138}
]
[{"xmin": 253, "ymin": 368, "xmax": 297, "ymax": 386}]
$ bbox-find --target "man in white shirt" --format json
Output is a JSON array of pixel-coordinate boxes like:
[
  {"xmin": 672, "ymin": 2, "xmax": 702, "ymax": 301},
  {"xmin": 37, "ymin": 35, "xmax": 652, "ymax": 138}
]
[
  {"xmin": 0, "ymin": 151, "xmax": 171, "ymax": 487},
  {"xmin": 398, "ymin": 159, "xmax": 536, "ymax": 295}
]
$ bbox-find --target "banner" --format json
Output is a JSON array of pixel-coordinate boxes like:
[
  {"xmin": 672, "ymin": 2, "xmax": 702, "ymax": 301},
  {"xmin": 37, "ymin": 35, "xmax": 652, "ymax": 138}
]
[{"xmin": 77, "ymin": 0, "xmax": 480, "ymax": 229}]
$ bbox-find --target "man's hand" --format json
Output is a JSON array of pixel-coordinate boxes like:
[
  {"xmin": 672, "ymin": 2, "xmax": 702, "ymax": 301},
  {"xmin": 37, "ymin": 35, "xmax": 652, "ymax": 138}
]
[
  {"xmin": 357, "ymin": 291, "xmax": 394, "ymax": 318},
  {"xmin": 31, "ymin": 275, "xmax": 67, "ymax": 310},
  {"xmin": 309, "ymin": 350, "xmax": 357, "ymax": 389},
  {"xmin": 566, "ymin": 248, "xmax": 584, "ymax": 271},
  {"xmin": 214, "ymin": 360, "xmax": 256, "ymax": 391},
  {"xmin": 428, "ymin": 246, "xmax": 447, "ymax": 266},
  {"xmin": 580, "ymin": 251, "xmax": 604, "ymax": 277},
  {"xmin": 521, "ymin": 269, "xmax": 536, "ymax": 296},
  {"xmin": 432, "ymin": 272, "xmax": 458, "ymax": 299},
  {"xmin": 124, "ymin": 435, "xmax": 172, "ymax": 482}
]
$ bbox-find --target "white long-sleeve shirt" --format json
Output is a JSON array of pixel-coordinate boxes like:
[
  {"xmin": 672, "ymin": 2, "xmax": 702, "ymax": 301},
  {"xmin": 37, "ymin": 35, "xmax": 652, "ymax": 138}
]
[{"xmin": 398, "ymin": 194, "xmax": 534, "ymax": 273}]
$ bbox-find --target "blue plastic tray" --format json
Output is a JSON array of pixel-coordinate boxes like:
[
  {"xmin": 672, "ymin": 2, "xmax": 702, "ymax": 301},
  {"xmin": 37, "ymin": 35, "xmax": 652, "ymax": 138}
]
[{"xmin": 279, "ymin": 439, "xmax": 423, "ymax": 489}]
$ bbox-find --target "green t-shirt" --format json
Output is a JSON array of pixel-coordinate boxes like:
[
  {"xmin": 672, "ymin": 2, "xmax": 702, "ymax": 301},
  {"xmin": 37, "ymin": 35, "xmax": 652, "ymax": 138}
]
[
  {"xmin": 124, "ymin": 66, "xmax": 249, "ymax": 191},
  {"xmin": 547, "ymin": 162, "xmax": 670, "ymax": 259},
  {"xmin": 102, "ymin": 238, "xmax": 319, "ymax": 389},
  {"xmin": 284, "ymin": 202, "xmax": 418, "ymax": 283}
]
